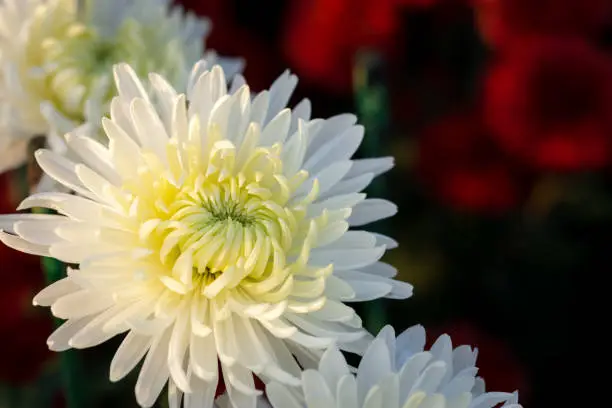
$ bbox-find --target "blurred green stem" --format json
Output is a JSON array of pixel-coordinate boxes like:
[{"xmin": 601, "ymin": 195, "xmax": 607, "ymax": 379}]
[{"xmin": 353, "ymin": 51, "xmax": 391, "ymax": 334}]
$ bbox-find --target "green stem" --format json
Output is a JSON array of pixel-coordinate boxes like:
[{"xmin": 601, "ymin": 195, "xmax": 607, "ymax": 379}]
[{"xmin": 353, "ymin": 51, "xmax": 391, "ymax": 334}]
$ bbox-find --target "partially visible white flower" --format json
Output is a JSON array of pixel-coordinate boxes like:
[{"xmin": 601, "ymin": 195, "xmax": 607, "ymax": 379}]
[
  {"xmin": 0, "ymin": 0, "xmax": 242, "ymax": 174},
  {"xmin": 266, "ymin": 324, "xmax": 522, "ymax": 408},
  {"xmin": 0, "ymin": 62, "xmax": 411, "ymax": 408}
]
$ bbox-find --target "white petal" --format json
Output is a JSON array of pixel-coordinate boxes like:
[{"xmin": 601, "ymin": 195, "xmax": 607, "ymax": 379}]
[
  {"xmin": 311, "ymin": 161, "xmax": 353, "ymax": 196},
  {"xmin": 336, "ymin": 374, "xmax": 359, "ymax": 408},
  {"xmin": 266, "ymin": 71, "xmax": 297, "ymax": 125},
  {"xmin": 13, "ymin": 219, "xmax": 64, "ymax": 245},
  {"xmin": 410, "ymin": 361, "xmax": 447, "ymax": 394},
  {"xmin": 398, "ymin": 352, "xmax": 433, "ymax": 402},
  {"xmin": 322, "ymin": 173, "xmax": 374, "ymax": 198},
  {"xmin": 397, "ymin": 325, "xmax": 427, "ymax": 360},
  {"xmin": 35, "ymin": 150, "xmax": 97, "ymax": 201},
  {"xmin": 357, "ymin": 337, "xmax": 393, "ymax": 406},
  {"xmin": 65, "ymin": 133, "xmax": 120, "ymax": 186},
  {"xmin": 110, "ymin": 331, "xmax": 152, "ymax": 382},
  {"xmin": 366, "ymin": 262, "xmax": 398, "ymax": 278},
  {"xmin": 348, "ymin": 199, "xmax": 397, "ymax": 227},
  {"xmin": 323, "ymin": 231, "xmax": 377, "ymax": 251},
  {"xmin": 305, "ymin": 114, "xmax": 357, "ymax": 160},
  {"xmin": 318, "ymin": 345, "xmax": 350, "ymax": 393},
  {"xmin": 189, "ymin": 331, "xmax": 218, "ymax": 381},
  {"xmin": 47, "ymin": 317, "xmax": 94, "ymax": 351},
  {"xmin": 442, "ymin": 371, "xmax": 477, "ymax": 397},
  {"xmin": 130, "ymin": 98, "xmax": 169, "ymax": 159},
  {"xmin": 303, "ymin": 369, "xmax": 336, "ymax": 407},
  {"xmin": 102, "ymin": 117, "xmax": 141, "ymax": 178},
  {"xmin": 346, "ymin": 157, "xmax": 394, "ymax": 178},
  {"xmin": 362, "ymin": 385, "xmax": 383, "ymax": 408},
  {"xmin": 51, "ymin": 291, "xmax": 114, "ymax": 319},
  {"xmin": 148, "ymin": 72, "xmax": 178, "ymax": 132},
  {"xmin": 33, "ymin": 277, "xmax": 80, "ymax": 306},
  {"xmin": 372, "ymin": 233, "xmax": 398, "ymax": 249},
  {"xmin": 290, "ymin": 98, "xmax": 311, "ymax": 133},
  {"xmin": 69, "ymin": 305, "xmax": 127, "ymax": 348},
  {"xmin": 250, "ymin": 91, "xmax": 269, "ymax": 127},
  {"xmin": 282, "ymin": 119, "xmax": 309, "ymax": 177},
  {"xmin": 135, "ymin": 328, "xmax": 172, "ymax": 407},
  {"xmin": 229, "ymin": 73, "xmax": 247, "ymax": 95},
  {"xmin": 260, "ymin": 109, "xmax": 291, "ymax": 147},
  {"xmin": 471, "ymin": 392, "xmax": 519, "ymax": 408},
  {"xmin": 221, "ymin": 363, "xmax": 259, "ymax": 408},
  {"xmin": 113, "ymin": 63, "xmax": 150, "ymax": 102},
  {"xmin": 168, "ymin": 303, "xmax": 191, "ymax": 393},
  {"xmin": 304, "ymin": 126, "xmax": 364, "ymax": 175},
  {"xmin": 284, "ymin": 314, "xmax": 365, "ymax": 344},
  {"xmin": 266, "ymin": 382, "xmax": 303, "ymax": 408},
  {"xmin": 309, "ymin": 246, "xmax": 385, "ymax": 271},
  {"xmin": 184, "ymin": 373, "xmax": 217, "ymax": 408},
  {"xmin": 0, "ymin": 231, "xmax": 51, "ymax": 257}
]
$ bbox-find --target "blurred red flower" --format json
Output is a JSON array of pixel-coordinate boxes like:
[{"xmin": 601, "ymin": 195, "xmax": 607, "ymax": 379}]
[
  {"xmin": 428, "ymin": 321, "xmax": 527, "ymax": 397},
  {"xmin": 485, "ymin": 37, "xmax": 612, "ymax": 171},
  {"xmin": 0, "ymin": 173, "xmax": 53, "ymax": 384},
  {"xmin": 474, "ymin": 0, "xmax": 612, "ymax": 49},
  {"xmin": 282, "ymin": 0, "xmax": 436, "ymax": 94},
  {"xmin": 417, "ymin": 111, "xmax": 524, "ymax": 213}
]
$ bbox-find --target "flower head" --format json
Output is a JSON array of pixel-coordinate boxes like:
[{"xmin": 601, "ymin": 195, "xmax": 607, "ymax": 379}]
[
  {"xmin": 266, "ymin": 325, "xmax": 522, "ymax": 408},
  {"xmin": 0, "ymin": 0, "xmax": 240, "ymax": 173},
  {"xmin": 0, "ymin": 62, "xmax": 411, "ymax": 407}
]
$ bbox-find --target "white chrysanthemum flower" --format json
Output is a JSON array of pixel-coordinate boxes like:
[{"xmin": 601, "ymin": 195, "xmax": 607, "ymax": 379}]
[
  {"xmin": 0, "ymin": 62, "xmax": 412, "ymax": 408},
  {"xmin": 266, "ymin": 325, "xmax": 522, "ymax": 408},
  {"xmin": 0, "ymin": 0, "xmax": 241, "ymax": 174}
]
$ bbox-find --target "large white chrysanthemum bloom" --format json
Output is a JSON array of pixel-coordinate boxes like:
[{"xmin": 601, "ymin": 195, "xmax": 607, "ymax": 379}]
[
  {"xmin": 0, "ymin": 62, "xmax": 412, "ymax": 408},
  {"xmin": 266, "ymin": 325, "xmax": 522, "ymax": 408},
  {"xmin": 0, "ymin": 0, "xmax": 241, "ymax": 174}
]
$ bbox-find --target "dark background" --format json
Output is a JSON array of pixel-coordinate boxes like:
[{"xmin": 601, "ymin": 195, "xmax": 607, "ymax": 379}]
[{"xmin": 2, "ymin": 0, "xmax": 605, "ymax": 406}]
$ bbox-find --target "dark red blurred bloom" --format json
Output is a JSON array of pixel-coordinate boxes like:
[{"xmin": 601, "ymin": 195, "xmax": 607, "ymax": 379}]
[
  {"xmin": 0, "ymin": 174, "xmax": 53, "ymax": 384},
  {"xmin": 485, "ymin": 37, "xmax": 612, "ymax": 171},
  {"xmin": 474, "ymin": 0, "xmax": 612, "ymax": 49},
  {"xmin": 418, "ymin": 112, "xmax": 524, "ymax": 213},
  {"xmin": 428, "ymin": 321, "xmax": 527, "ymax": 397},
  {"xmin": 283, "ymin": 0, "xmax": 435, "ymax": 94}
]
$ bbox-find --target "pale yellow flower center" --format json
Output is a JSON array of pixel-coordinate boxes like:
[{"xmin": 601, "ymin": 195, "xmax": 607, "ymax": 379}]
[
  {"xmin": 167, "ymin": 173, "xmax": 299, "ymax": 277},
  {"xmin": 125, "ymin": 130, "xmax": 321, "ymax": 301}
]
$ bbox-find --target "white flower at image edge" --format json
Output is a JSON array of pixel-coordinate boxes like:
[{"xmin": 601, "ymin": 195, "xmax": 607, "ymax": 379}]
[
  {"xmin": 266, "ymin": 325, "xmax": 522, "ymax": 408},
  {"xmin": 0, "ymin": 0, "xmax": 242, "ymax": 174},
  {"xmin": 0, "ymin": 63, "xmax": 412, "ymax": 408}
]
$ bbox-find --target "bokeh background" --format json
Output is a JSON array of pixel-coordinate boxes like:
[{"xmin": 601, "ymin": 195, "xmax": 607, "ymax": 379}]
[{"xmin": 2, "ymin": 0, "xmax": 605, "ymax": 406}]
